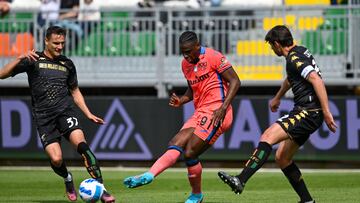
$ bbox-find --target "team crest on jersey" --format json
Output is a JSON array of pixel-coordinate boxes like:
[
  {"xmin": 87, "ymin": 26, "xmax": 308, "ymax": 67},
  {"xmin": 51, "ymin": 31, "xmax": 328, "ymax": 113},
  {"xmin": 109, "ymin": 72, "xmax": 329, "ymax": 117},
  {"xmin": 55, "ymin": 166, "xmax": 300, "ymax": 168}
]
[
  {"xmin": 296, "ymin": 61, "xmax": 304, "ymax": 68},
  {"xmin": 198, "ymin": 62, "xmax": 207, "ymax": 69}
]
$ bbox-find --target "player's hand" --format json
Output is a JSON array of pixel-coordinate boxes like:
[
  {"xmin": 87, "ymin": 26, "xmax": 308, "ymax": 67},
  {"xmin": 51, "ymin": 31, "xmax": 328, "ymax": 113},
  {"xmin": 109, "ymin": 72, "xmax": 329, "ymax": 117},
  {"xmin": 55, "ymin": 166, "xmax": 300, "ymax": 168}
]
[
  {"xmin": 18, "ymin": 49, "xmax": 39, "ymax": 61},
  {"xmin": 269, "ymin": 98, "xmax": 281, "ymax": 112},
  {"xmin": 323, "ymin": 111, "xmax": 337, "ymax": 133},
  {"xmin": 88, "ymin": 114, "xmax": 105, "ymax": 125},
  {"xmin": 212, "ymin": 106, "xmax": 226, "ymax": 127},
  {"xmin": 169, "ymin": 93, "xmax": 181, "ymax": 108}
]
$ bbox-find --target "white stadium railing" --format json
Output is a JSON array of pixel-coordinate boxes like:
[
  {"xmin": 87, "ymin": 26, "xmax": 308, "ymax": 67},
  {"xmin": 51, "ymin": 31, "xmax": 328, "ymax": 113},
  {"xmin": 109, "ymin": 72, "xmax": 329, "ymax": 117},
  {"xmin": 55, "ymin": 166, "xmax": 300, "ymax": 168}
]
[{"xmin": 0, "ymin": 5, "xmax": 359, "ymax": 97}]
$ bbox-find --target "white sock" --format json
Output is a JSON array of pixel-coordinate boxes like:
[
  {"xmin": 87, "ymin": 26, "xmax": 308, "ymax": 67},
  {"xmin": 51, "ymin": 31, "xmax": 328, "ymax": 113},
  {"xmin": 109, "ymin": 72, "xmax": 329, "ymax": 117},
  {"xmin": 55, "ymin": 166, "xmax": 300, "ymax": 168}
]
[{"xmin": 64, "ymin": 172, "xmax": 72, "ymax": 182}]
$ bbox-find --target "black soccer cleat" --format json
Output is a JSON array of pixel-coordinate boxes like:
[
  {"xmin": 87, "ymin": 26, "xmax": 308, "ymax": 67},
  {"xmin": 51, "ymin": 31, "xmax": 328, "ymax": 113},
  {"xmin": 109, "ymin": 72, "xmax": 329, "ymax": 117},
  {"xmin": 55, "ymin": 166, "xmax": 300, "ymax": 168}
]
[
  {"xmin": 101, "ymin": 190, "xmax": 116, "ymax": 203},
  {"xmin": 218, "ymin": 171, "xmax": 244, "ymax": 195},
  {"xmin": 298, "ymin": 200, "xmax": 315, "ymax": 203}
]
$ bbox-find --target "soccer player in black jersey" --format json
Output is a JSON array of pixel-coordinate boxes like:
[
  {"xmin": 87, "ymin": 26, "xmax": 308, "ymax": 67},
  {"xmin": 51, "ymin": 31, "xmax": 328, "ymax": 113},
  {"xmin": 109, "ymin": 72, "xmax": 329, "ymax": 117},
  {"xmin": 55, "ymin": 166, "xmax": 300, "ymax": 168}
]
[
  {"xmin": 0, "ymin": 26, "xmax": 115, "ymax": 203},
  {"xmin": 218, "ymin": 25, "xmax": 337, "ymax": 203}
]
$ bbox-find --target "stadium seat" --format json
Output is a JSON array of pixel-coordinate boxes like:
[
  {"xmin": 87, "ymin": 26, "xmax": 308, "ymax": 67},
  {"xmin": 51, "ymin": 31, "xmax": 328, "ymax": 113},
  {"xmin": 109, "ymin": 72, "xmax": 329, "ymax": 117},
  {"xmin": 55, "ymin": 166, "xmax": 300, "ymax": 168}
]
[
  {"xmin": 302, "ymin": 31, "xmax": 324, "ymax": 55},
  {"xmin": 0, "ymin": 32, "xmax": 34, "ymax": 56},
  {"xmin": 75, "ymin": 32, "xmax": 104, "ymax": 56},
  {"xmin": 107, "ymin": 32, "xmax": 156, "ymax": 56},
  {"xmin": 101, "ymin": 12, "xmax": 129, "ymax": 31},
  {"xmin": 236, "ymin": 40, "xmax": 273, "ymax": 56},
  {"xmin": 0, "ymin": 33, "xmax": 11, "ymax": 56},
  {"xmin": 324, "ymin": 30, "xmax": 347, "ymax": 55},
  {"xmin": 11, "ymin": 33, "xmax": 34, "ymax": 56},
  {"xmin": 0, "ymin": 12, "xmax": 33, "ymax": 33},
  {"xmin": 234, "ymin": 65, "xmax": 283, "ymax": 80},
  {"xmin": 320, "ymin": 8, "xmax": 348, "ymax": 30},
  {"xmin": 284, "ymin": 0, "xmax": 329, "ymax": 5}
]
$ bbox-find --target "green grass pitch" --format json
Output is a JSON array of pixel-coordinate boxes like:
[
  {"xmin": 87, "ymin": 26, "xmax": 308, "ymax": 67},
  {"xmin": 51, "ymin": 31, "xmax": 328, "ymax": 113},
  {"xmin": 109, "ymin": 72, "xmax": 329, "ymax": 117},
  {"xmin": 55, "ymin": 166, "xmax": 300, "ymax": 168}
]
[{"xmin": 0, "ymin": 168, "xmax": 360, "ymax": 203}]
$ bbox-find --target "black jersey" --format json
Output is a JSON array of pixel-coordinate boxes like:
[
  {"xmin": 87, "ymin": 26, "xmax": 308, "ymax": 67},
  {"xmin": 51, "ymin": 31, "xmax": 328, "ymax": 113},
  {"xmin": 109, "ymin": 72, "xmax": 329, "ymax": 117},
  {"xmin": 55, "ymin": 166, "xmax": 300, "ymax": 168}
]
[
  {"xmin": 11, "ymin": 51, "xmax": 78, "ymax": 118},
  {"xmin": 286, "ymin": 46, "xmax": 322, "ymax": 109}
]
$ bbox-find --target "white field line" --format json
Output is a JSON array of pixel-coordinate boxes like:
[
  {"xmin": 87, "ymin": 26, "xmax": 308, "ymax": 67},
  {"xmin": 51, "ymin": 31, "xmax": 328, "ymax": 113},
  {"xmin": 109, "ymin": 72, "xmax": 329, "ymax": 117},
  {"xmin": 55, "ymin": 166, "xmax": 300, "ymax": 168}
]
[{"xmin": 1, "ymin": 166, "xmax": 360, "ymax": 173}]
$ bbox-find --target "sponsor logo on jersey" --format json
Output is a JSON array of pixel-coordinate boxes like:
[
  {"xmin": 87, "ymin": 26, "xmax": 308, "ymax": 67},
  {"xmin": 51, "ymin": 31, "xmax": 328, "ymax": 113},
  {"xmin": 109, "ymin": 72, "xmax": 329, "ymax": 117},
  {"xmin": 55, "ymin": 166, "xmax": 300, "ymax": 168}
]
[
  {"xmin": 39, "ymin": 63, "xmax": 66, "ymax": 72},
  {"xmin": 188, "ymin": 73, "xmax": 210, "ymax": 85}
]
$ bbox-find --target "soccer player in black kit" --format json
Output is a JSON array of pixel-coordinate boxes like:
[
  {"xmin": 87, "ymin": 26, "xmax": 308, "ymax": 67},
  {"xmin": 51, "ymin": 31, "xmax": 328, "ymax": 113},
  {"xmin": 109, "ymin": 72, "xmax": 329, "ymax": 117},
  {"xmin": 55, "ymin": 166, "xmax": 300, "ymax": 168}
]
[
  {"xmin": 218, "ymin": 25, "xmax": 337, "ymax": 203},
  {"xmin": 0, "ymin": 26, "xmax": 115, "ymax": 203}
]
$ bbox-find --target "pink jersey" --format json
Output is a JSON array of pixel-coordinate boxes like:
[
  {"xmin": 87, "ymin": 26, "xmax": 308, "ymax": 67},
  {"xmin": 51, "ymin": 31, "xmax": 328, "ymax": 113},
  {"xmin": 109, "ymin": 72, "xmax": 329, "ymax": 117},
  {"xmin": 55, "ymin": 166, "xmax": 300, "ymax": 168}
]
[{"xmin": 182, "ymin": 47, "xmax": 232, "ymax": 110}]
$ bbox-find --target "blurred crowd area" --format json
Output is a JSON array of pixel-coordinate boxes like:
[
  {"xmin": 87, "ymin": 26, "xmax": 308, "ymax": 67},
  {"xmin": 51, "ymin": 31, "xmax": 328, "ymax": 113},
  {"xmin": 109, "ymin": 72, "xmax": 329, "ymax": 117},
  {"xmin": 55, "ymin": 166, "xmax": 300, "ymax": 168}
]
[
  {"xmin": 0, "ymin": 0, "xmax": 358, "ymax": 97},
  {"xmin": 0, "ymin": 0, "xmax": 349, "ymax": 14}
]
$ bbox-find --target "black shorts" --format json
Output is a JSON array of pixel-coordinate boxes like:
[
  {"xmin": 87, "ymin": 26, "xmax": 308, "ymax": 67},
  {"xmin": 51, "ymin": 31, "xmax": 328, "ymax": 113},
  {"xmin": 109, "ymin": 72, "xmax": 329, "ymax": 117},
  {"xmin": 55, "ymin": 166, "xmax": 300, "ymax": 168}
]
[
  {"xmin": 276, "ymin": 107, "xmax": 323, "ymax": 146},
  {"xmin": 35, "ymin": 108, "xmax": 83, "ymax": 148}
]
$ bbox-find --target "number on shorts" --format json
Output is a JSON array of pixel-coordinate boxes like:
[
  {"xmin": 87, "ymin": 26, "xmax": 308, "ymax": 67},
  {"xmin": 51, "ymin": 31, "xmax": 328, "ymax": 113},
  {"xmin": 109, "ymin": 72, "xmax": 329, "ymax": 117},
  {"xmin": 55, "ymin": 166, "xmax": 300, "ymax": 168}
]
[
  {"xmin": 66, "ymin": 117, "xmax": 78, "ymax": 128},
  {"xmin": 200, "ymin": 116, "xmax": 208, "ymax": 126}
]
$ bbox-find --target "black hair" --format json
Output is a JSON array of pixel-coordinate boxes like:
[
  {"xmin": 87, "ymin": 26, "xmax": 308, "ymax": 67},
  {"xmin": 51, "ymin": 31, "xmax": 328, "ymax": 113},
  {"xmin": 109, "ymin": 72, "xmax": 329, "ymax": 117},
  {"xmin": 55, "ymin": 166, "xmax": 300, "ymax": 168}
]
[
  {"xmin": 265, "ymin": 25, "xmax": 293, "ymax": 47},
  {"xmin": 45, "ymin": 25, "xmax": 66, "ymax": 39},
  {"xmin": 179, "ymin": 31, "xmax": 198, "ymax": 45}
]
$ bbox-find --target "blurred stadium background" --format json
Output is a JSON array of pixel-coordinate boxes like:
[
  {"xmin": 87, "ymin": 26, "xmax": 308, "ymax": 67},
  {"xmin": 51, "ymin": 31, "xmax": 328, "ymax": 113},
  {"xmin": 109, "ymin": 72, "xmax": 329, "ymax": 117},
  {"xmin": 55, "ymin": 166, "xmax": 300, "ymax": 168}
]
[{"xmin": 0, "ymin": 0, "xmax": 360, "ymax": 169}]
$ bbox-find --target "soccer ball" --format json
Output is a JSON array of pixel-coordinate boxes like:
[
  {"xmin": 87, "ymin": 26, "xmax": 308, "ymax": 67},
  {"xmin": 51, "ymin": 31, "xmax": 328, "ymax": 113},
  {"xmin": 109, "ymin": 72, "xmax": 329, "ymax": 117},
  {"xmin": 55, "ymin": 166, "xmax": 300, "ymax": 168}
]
[{"xmin": 79, "ymin": 178, "xmax": 104, "ymax": 202}]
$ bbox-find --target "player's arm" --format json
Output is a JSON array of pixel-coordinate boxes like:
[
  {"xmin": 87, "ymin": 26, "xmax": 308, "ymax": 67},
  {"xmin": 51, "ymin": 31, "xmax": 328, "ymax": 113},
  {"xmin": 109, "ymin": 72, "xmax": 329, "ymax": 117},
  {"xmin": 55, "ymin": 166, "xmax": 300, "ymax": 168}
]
[
  {"xmin": 307, "ymin": 71, "xmax": 337, "ymax": 132},
  {"xmin": 0, "ymin": 50, "xmax": 38, "ymax": 79},
  {"xmin": 212, "ymin": 67, "xmax": 240, "ymax": 127},
  {"xmin": 269, "ymin": 78, "xmax": 291, "ymax": 112},
  {"xmin": 70, "ymin": 87, "xmax": 105, "ymax": 124},
  {"xmin": 169, "ymin": 85, "xmax": 193, "ymax": 108}
]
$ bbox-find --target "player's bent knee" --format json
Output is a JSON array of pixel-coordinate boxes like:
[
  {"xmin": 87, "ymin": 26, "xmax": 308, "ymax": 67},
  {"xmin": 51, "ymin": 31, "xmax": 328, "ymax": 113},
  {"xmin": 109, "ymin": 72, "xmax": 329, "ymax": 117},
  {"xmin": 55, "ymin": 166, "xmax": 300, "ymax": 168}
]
[
  {"xmin": 50, "ymin": 157, "xmax": 63, "ymax": 166},
  {"xmin": 184, "ymin": 148, "xmax": 200, "ymax": 160},
  {"xmin": 275, "ymin": 154, "xmax": 292, "ymax": 168}
]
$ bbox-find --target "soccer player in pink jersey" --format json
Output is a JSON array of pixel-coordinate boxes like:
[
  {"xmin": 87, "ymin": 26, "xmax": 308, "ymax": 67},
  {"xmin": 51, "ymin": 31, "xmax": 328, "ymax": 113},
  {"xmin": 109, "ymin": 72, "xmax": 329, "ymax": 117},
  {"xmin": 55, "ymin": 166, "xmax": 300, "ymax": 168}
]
[{"xmin": 123, "ymin": 31, "xmax": 240, "ymax": 202}]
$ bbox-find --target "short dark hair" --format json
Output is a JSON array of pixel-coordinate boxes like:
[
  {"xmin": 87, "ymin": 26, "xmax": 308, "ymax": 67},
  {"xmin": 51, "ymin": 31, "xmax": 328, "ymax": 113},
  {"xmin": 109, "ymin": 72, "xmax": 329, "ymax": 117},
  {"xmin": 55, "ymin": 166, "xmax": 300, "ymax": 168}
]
[
  {"xmin": 179, "ymin": 31, "xmax": 198, "ymax": 45},
  {"xmin": 45, "ymin": 26, "xmax": 66, "ymax": 39},
  {"xmin": 265, "ymin": 25, "xmax": 293, "ymax": 47}
]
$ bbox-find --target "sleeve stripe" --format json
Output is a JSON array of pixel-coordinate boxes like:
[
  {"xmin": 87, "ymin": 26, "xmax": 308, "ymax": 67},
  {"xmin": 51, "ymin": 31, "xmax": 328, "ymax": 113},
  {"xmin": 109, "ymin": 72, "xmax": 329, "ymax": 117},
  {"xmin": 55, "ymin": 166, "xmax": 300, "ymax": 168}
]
[{"xmin": 301, "ymin": 65, "xmax": 315, "ymax": 78}]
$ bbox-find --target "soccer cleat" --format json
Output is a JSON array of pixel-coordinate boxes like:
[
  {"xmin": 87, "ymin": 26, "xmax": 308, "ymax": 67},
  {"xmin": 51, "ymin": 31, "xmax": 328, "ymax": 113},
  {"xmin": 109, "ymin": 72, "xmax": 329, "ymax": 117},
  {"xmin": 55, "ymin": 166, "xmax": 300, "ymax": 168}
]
[
  {"xmin": 64, "ymin": 173, "xmax": 77, "ymax": 201},
  {"xmin": 298, "ymin": 200, "xmax": 315, "ymax": 203},
  {"xmin": 101, "ymin": 190, "xmax": 116, "ymax": 203},
  {"xmin": 218, "ymin": 171, "xmax": 244, "ymax": 194},
  {"xmin": 185, "ymin": 193, "xmax": 204, "ymax": 203},
  {"xmin": 123, "ymin": 172, "xmax": 154, "ymax": 188}
]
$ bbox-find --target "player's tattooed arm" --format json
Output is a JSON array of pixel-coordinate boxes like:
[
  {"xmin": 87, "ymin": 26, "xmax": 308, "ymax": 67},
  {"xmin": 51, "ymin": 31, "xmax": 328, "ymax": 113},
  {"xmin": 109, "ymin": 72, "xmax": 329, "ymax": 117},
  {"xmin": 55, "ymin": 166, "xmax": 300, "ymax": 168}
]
[
  {"xmin": 70, "ymin": 87, "xmax": 105, "ymax": 124},
  {"xmin": 269, "ymin": 78, "xmax": 291, "ymax": 112},
  {"xmin": 169, "ymin": 84, "xmax": 193, "ymax": 108},
  {"xmin": 0, "ymin": 49, "xmax": 38, "ymax": 79},
  {"xmin": 212, "ymin": 67, "xmax": 240, "ymax": 127}
]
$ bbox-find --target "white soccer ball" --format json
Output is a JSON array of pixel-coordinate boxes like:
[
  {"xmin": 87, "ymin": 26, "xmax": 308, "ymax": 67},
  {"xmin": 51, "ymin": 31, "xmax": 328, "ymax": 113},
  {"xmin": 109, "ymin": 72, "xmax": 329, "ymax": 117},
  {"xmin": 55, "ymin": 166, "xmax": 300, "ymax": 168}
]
[{"xmin": 79, "ymin": 178, "xmax": 104, "ymax": 203}]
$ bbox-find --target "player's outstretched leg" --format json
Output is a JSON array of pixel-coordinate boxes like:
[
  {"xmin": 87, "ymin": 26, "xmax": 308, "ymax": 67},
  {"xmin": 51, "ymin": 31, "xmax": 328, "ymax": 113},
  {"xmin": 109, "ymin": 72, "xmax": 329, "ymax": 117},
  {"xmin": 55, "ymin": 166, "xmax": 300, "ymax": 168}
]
[
  {"xmin": 217, "ymin": 171, "xmax": 244, "ymax": 194},
  {"xmin": 64, "ymin": 172, "xmax": 77, "ymax": 201},
  {"xmin": 50, "ymin": 161, "xmax": 77, "ymax": 201},
  {"xmin": 77, "ymin": 142, "xmax": 116, "ymax": 202},
  {"xmin": 185, "ymin": 193, "xmax": 204, "ymax": 203},
  {"xmin": 123, "ymin": 172, "xmax": 154, "ymax": 188}
]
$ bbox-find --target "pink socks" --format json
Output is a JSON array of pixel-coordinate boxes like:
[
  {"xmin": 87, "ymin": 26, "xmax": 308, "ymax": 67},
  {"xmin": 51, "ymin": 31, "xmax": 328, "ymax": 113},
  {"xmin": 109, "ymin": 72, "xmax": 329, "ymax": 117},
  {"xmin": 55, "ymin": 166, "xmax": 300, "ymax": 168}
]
[
  {"xmin": 187, "ymin": 162, "xmax": 202, "ymax": 194},
  {"xmin": 149, "ymin": 149, "xmax": 181, "ymax": 177}
]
